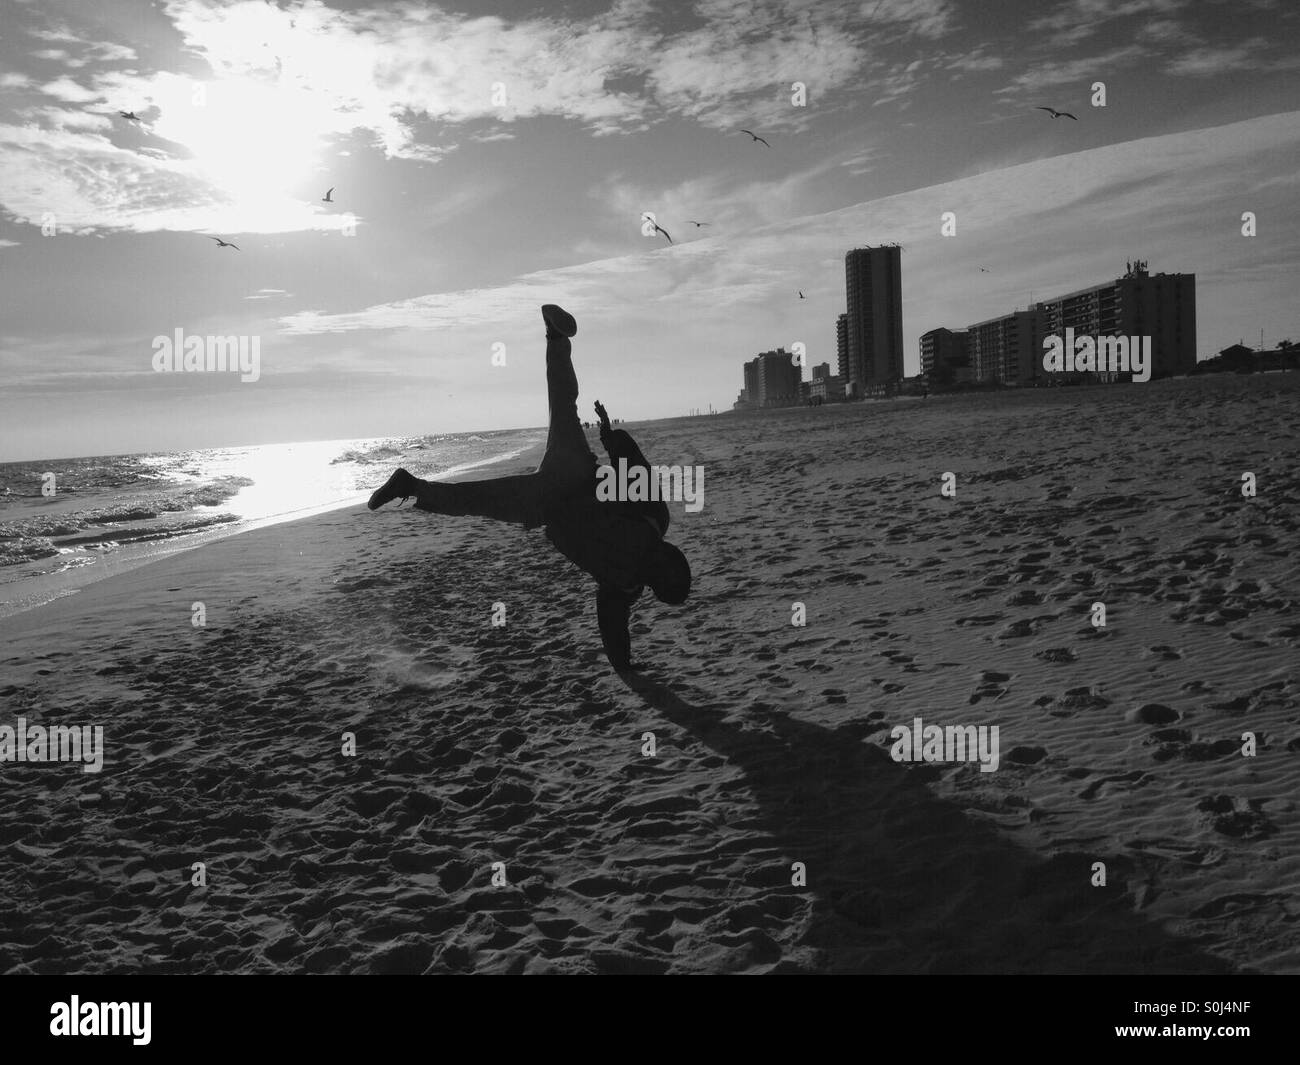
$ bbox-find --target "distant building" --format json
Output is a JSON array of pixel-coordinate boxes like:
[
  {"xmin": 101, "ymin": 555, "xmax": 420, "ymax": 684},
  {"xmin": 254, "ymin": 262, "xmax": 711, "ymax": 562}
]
[
  {"xmin": 735, "ymin": 347, "xmax": 803, "ymax": 409},
  {"xmin": 1194, "ymin": 343, "xmax": 1299, "ymax": 375},
  {"xmin": 835, "ymin": 314, "xmax": 849, "ymax": 382},
  {"xmin": 919, "ymin": 328, "xmax": 970, "ymax": 383},
  {"xmin": 1035, "ymin": 261, "xmax": 1197, "ymax": 380},
  {"xmin": 844, "ymin": 246, "xmax": 904, "ymax": 397},
  {"xmin": 968, "ymin": 308, "xmax": 1048, "ymax": 385},
  {"xmin": 808, "ymin": 374, "xmax": 845, "ymax": 403},
  {"xmin": 951, "ymin": 261, "xmax": 1198, "ymax": 386},
  {"xmin": 812, "ymin": 362, "xmax": 831, "ymax": 380}
]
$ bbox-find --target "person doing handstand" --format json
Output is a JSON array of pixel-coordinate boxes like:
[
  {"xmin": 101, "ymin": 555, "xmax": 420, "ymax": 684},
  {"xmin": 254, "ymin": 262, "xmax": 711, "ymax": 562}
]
[{"xmin": 367, "ymin": 303, "xmax": 690, "ymax": 671}]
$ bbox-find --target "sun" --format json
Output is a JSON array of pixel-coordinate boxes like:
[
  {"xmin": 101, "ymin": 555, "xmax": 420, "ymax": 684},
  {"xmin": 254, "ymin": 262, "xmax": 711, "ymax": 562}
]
[{"xmin": 155, "ymin": 77, "xmax": 325, "ymax": 205}]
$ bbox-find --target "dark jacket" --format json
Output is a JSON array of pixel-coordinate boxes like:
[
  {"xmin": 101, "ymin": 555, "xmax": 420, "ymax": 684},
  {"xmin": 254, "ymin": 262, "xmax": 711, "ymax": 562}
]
[{"xmin": 544, "ymin": 426, "xmax": 670, "ymax": 668}]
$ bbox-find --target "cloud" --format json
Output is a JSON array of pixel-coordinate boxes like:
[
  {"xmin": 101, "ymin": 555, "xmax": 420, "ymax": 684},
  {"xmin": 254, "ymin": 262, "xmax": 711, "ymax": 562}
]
[
  {"xmin": 995, "ymin": 45, "xmax": 1149, "ymax": 96},
  {"xmin": 1166, "ymin": 39, "xmax": 1300, "ymax": 76},
  {"xmin": 840, "ymin": 146, "xmax": 884, "ymax": 175},
  {"xmin": 945, "ymin": 48, "xmax": 1004, "ymax": 72},
  {"xmin": 23, "ymin": 24, "xmax": 136, "ymax": 65},
  {"xmin": 1027, "ymin": 0, "xmax": 1189, "ymax": 47},
  {"xmin": 869, "ymin": 0, "xmax": 959, "ymax": 39},
  {"xmin": 0, "ymin": 0, "xmax": 976, "ymax": 238},
  {"xmin": 36, "ymin": 77, "xmax": 102, "ymax": 104}
]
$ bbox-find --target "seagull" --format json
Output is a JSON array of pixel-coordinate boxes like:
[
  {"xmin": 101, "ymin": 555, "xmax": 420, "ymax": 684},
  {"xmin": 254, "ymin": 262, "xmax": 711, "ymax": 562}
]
[
  {"xmin": 209, "ymin": 236, "xmax": 240, "ymax": 250},
  {"xmin": 642, "ymin": 214, "xmax": 672, "ymax": 245},
  {"xmin": 1035, "ymin": 106, "xmax": 1077, "ymax": 120},
  {"xmin": 979, "ymin": 266, "xmax": 990, "ymax": 272},
  {"xmin": 798, "ymin": 290, "xmax": 806, "ymax": 299},
  {"xmin": 685, "ymin": 220, "xmax": 710, "ymax": 227},
  {"xmin": 118, "ymin": 110, "xmax": 141, "ymax": 121},
  {"xmin": 322, "ymin": 187, "xmax": 334, "ymax": 203},
  {"xmin": 739, "ymin": 129, "xmax": 771, "ymax": 147}
]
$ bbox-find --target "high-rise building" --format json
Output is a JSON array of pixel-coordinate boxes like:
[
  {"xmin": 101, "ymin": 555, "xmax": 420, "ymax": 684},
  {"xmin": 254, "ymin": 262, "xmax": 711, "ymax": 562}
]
[
  {"xmin": 844, "ymin": 246, "xmax": 904, "ymax": 396},
  {"xmin": 812, "ymin": 362, "xmax": 831, "ymax": 380},
  {"xmin": 743, "ymin": 359, "xmax": 759, "ymax": 402},
  {"xmin": 735, "ymin": 348, "xmax": 803, "ymax": 409},
  {"xmin": 1034, "ymin": 261, "xmax": 1197, "ymax": 379},
  {"xmin": 835, "ymin": 313, "xmax": 849, "ymax": 382},
  {"xmin": 935, "ymin": 261, "xmax": 1198, "ymax": 388},
  {"xmin": 755, "ymin": 348, "xmax": 802, "ymax": 407},
  {"xmin": 919, "ymin": 328, "xmax": 970, "ymax": 380},
  {"xmin": 968, "ymin": 308, "xmax": 1048, "ymax": 385}
]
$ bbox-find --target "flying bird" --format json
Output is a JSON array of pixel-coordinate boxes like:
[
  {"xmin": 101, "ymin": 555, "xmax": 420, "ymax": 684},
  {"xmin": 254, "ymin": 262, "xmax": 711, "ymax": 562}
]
[
  {"xmin": 979, "ymin": 266, "xmax": 990, "ymax": 272},
  {"xmin": 118, "ymin": 110, "xmax": 140, "ymax": 121},
  {"xmin": 739, "ymin": 129, "xmax": 771, "ymax": 147},
  {"xmin": 798, "ymin": 290, "xmax": 806, "ymax": 299},
  {"xmin": 685, "ymin": 220, "xmax": 710, "ymax": 227},
  {"xmin": 209, "ymin": 237, "xmax": 240, "ymax": 250},
  {"xmin": 322, "ymin": 187, "xmax": 334, "ymax": 203},
  {"xmin": 1035, "ymin": 106, "xmax": 1077, "ymax": 120},
  {"xmin": 642, "ymin": 214, "xmax": 672, "ymax": 245}
]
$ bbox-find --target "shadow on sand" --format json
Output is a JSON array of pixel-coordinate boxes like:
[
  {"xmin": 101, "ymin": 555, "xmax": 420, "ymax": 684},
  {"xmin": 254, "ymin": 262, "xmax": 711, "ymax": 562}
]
[{"xmin": 617, "ymin": 669, "xmax": 1237, "ymax": 974}]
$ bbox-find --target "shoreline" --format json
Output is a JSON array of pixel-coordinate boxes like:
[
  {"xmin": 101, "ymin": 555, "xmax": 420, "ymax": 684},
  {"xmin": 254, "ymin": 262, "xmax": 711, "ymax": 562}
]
[{"xmin": 0, "ymin": 440, "xmax": 548, "ymax": 625}]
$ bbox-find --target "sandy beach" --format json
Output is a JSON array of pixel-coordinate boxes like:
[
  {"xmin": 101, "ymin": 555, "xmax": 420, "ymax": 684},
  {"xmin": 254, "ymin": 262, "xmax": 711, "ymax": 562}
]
[{"xmin": 1, "ymin": 372, "xmax": 1296, "ymax": 974}]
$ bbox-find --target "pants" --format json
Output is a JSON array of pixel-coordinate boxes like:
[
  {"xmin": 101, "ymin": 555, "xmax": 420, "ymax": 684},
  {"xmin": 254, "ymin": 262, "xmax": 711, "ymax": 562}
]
[{"xmin": 412, "ymin": 331, "xmax": 597, "ymax": 527}]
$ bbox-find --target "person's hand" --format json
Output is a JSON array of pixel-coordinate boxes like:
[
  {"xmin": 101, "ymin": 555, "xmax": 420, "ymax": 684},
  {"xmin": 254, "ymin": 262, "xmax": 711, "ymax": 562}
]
[{"xmin": 594, "ymin": 400, "xmax": 611, "ymax": 430}]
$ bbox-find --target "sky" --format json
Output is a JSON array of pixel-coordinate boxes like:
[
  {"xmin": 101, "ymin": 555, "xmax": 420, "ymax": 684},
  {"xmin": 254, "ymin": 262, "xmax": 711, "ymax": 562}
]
[{"xmin": 1, "ymin": 0, "xmax": 1298, "ymax": 460}]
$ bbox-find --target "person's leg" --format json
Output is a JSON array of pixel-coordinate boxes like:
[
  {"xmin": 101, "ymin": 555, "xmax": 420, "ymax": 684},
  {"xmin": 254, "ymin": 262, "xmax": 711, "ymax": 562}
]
[
  {"xmin": 369, "ymin": 304, "xmax": 591, "ymax": 525},
  {"xmin": 412, "ymin": 472, "xmax": 545, "ymax": 527},
  {"xmin": 538, "ymin": 305, "xmax": 597, "ymax": 496},
  {"xmin": 368, "ymin": 467, "xmax": 545, "ymax": 527}
]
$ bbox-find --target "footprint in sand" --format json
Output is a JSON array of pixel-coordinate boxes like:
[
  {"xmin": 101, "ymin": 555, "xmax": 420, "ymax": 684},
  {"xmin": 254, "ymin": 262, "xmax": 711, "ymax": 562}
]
[
  {"xmin": 1034, "ymin": 647, "xmax": 1077, "ymax": 664},
  {"xmin": 1078, "ymin": 770, "xmax": 1152, "ymax": 800},
  {"xmin": 1146, "ymin": 728, "xmax": 1240, "ymax": 763},
  {"xmin": 1125, "ymin": 703, "xmax": 1180, "ymax": 725},
  {"xmin": 968, "ymin": 673, "xmax": 1010, "ymax": 704},
  {"xmin": 1144, "ymin": 644, "xmax": 1182, "ymax": 660},
  {"xmin": 955, "ymin": 613, "xmax": 1005, "ymax": 627},
  {"xmin": 1043, "ymin": 685, "xmax": 1109, "ymax": 718},
  {"xmin": 1194, "ymin": 795, "xmax": 1277, "ymax": 839}
]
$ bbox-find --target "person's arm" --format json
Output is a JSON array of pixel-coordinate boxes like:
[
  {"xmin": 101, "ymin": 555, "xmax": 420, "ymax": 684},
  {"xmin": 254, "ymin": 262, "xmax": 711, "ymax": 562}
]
[
  {"xmin": 595, "ymin": 401, "xmax": 651, "ymax": 466},
  {"xmin": 593, "ymin": 401, "xmax": 670, "ymax": 535},
  {"xmin": 596, "ymin": 582, "xmax": 640, "ymax": 671},
  {"xmin": 594, "ymin": 399, "xmax": 619, "ymax": 455}
]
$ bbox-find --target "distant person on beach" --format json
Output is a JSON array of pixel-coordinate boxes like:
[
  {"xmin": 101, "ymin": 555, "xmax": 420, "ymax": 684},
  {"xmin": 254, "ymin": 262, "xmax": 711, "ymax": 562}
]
[{"xmin": 367, "ymin": 304, "xmax": 691, "ymax": 671}]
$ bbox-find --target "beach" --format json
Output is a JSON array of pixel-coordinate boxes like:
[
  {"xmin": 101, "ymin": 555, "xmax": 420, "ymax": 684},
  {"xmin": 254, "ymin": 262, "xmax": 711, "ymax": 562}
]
[{"xmin": 1, "ymin": 372, "xmax": 1296, "ymax": 974}]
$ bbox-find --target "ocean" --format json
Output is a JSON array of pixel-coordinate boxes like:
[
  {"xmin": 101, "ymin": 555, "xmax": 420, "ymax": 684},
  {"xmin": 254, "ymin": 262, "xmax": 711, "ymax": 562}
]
[{"xmin": 0, "ymin": 429, "xmax": 545, "ymax": 619}]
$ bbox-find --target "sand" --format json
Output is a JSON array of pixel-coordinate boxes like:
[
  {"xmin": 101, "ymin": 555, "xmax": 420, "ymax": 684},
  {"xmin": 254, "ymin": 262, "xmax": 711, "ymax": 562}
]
[{"xmin": 1, "ymin": 372, "xmax": 1297, "ymax": 974}]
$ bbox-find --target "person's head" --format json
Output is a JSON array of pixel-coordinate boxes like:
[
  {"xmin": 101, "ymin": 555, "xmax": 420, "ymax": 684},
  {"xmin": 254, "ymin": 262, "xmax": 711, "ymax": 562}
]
[{"xmin": 643, "ymin": 540, "xmax": 691, "ymax": 604}]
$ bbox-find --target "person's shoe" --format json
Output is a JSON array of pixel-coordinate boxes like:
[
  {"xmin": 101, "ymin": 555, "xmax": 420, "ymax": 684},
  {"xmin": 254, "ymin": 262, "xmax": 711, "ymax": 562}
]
[
  {"xmin": 368, "ymin": 467, "xmax": 418, "ymax": 510},
  {"xmin": 541, "ymin": 304, "xmax": 577, "ymax": 338}
]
